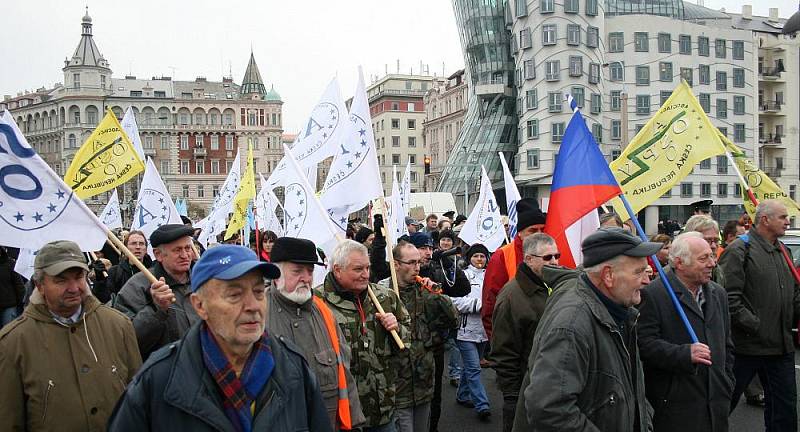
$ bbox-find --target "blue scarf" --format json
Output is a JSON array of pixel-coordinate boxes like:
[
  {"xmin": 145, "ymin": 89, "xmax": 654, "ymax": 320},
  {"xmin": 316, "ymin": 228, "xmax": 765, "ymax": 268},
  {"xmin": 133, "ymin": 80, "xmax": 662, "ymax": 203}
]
[{"xmin": 200, "ymin": 324, "xmax": 275, "ymax": 432}]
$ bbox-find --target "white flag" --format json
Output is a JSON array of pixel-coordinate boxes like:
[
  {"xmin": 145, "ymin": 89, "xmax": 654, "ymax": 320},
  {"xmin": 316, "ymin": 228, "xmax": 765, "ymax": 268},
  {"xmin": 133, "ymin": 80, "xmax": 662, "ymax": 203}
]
[
  {"xmin": 131, "ymin": 158, "xmax": 181, "ymax": 243},
  {"xmin": 400, "ymin": 160, "xmax": 411, "ymax": 214},
  {"xmin": 254, "ymin": 174, "xmax": 284, "ymax": 236},
  {"xmin": 564, "ymin": 210, "xmax": 600, "ymax": 267},
  {"xmin": 498, "ymin": 152, "xmax": 522, "ymax": 238},
  {"xmin": 320, "ymin": 68, "xmax": 383, "ymax": 227},
  {"xmin": 0, "ymin": 112, "xmax": 108, "ymax": 251},
  {"xmin": 458, "ymin": 166, "xmax": 506, "ymax": 251},
  {"xmin": 14, "ymin": 248, "xmax": 37, "ymax": 280},
  {"xmin": 386, "ymin": 165, "xmax": 408, "ymax": 243},
  {"xmin": 121, "ymin": 107, "xmax": 146, "ymax": 161},
  {"xmin": 199, "ymin": 149, "xmax": 242, "ymax": 246},
  {"xmin": 99, "ymin": 189, "xmax": 123, "ymax": 229}
]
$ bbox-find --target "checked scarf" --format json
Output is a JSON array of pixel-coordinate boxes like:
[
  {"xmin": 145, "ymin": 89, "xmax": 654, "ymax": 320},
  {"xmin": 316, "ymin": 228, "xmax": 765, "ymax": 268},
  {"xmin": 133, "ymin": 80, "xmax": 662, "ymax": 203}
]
[{"xmin": 201, "ymin": 324, "xmax": 275, "ymax": 432}]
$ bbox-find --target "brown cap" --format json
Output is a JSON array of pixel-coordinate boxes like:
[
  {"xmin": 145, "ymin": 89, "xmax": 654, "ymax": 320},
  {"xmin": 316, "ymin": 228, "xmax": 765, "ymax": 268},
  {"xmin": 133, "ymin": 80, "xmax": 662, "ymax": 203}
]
[{"xmin": 34, "ymin": 240, "xmax": 89, "ymax": 276}]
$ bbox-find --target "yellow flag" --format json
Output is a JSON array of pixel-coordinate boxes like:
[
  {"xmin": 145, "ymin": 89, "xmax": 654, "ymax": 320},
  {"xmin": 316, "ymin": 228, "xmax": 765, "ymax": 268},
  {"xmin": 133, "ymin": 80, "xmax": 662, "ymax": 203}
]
[
  {"xmin": 225, "ymin": 145, "xmax": 256, "ymax": 240},
  {"xmin": 609, "ymin": 81, "xmax": 726, "ymax": 219},
  {"xmin": 721, "ymin": 133, "xmax": 800, "ymax": 218},
  {"xmin": 64, "ymin": 109, "xmax": 145, "ymax": 199}
]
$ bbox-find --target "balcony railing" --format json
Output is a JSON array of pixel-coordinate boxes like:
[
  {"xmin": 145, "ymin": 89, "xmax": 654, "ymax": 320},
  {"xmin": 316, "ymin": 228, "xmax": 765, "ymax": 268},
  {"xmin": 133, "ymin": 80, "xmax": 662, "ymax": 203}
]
[
  {"xmin": 759, "ymin": 133, "xmax": 783, "ymax": 145},
  {"xmin": 193, "ymin": 147, "xmax": 207, "ymax": 157},
  {"xmin": 762, "ymin": 166, "xmax": 783, "ymax": 178},
  {"xmin": 759, "ymin": 102, "xmax": 783, "ymax": 112},
  {"xmin": 759, "ymin": 66, "xmax": 783, "ymax": 78}
]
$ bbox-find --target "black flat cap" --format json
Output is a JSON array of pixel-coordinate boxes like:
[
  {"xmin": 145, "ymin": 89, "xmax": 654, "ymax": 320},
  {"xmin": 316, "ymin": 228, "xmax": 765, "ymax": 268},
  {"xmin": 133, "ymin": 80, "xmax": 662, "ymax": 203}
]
[
  {"xmin": 271, "ymin": 237, "xmax": 325, "ymax": 265},
  {"xmin": 689, "ymin": 199, "xmax": 713, "ymax": 213},
  {"xmin": 150, "ymin": 224, "xmax": 195, "ymax": 248},
  {"xmin": 442, "ymin": 210, "xmax": 455, "ymax": 219},
  {"xmin": 582, "ymin": 227, "xmax": 662, "ymax": 268}
]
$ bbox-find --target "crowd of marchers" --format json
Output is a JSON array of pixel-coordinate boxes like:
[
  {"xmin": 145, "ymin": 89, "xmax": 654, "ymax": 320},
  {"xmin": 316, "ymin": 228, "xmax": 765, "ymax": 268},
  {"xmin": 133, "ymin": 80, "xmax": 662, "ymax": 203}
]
[{"xmin": 0, "ymin": 197, "xmax": 799, "ymax": 432}]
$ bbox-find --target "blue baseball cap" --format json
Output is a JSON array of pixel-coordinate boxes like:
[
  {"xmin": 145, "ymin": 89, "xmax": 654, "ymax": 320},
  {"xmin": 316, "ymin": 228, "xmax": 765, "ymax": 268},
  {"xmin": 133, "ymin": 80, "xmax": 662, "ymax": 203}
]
[
  {"xmin": 190, "ymin": 245, "xmax": 281, "ymax": 292},
  {"xmin": 408, "ymin": 232, "xmax": 434, "ymax": 248}
]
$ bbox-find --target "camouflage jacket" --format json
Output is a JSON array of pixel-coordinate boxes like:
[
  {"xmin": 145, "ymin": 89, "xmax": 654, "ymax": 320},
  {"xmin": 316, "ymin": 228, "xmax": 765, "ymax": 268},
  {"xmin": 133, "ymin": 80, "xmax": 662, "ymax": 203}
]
[
  {"xmin": 315, "ymin": 273, "xmax": 410, "ymax": 428},
  {"xmin": 393, "ymin": 280, "xmax": 459, "ymax": 408}
]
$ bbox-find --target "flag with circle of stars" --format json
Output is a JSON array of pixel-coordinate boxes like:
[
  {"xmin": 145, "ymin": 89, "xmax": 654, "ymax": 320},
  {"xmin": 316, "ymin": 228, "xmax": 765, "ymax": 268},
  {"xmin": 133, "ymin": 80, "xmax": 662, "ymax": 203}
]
[
  {"xmin": 98, "ymin": 189, "xmax": 123, "ymax": 229},
  {"xmin": 130, "ymin": 158, "xmax": 181, "ymax": 248},
  {"xmin": 199, "ymin": 149, "xmax": 242, "ymax": 246},
  {"xmin": 0, "ymin": 112, "xmax": 108, "ymax": 251},
  {"xmin": 254, "ymin": 174, "xmax": 284, "ymax": 236},
  {"xmin": 458, "ymin": 166, "xmax": 506, "ymax": 252}
]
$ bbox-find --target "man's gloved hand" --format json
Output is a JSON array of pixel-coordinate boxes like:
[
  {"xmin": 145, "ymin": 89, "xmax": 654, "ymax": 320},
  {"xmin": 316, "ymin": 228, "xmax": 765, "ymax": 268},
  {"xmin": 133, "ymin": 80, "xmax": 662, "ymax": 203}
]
[
  {"xmin": 373, "ymin": 214, "xmax": 385, "ymax": 239},
  {"xmin": 91, "ymin": 260, "xmax": 107, "ymax": 281}
]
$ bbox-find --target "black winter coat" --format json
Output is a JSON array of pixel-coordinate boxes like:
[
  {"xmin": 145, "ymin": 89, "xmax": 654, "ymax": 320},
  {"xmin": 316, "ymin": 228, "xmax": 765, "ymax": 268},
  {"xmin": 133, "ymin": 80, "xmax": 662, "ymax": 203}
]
[
  {"xmin": 108, "ymin": 322, "xmax": 332, "ymax": 432},
  {"xmin": 638, "ymin": 271, "xmax": 734, "ymax": 432},
  {"xmin": 0, "ymin": 256, "xmax": 24, "ymax": 310}
]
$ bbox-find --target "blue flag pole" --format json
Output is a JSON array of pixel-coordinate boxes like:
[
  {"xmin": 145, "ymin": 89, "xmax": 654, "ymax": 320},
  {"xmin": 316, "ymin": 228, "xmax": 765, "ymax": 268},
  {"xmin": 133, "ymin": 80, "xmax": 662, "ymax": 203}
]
[{"xmin": 617, "ymin": 193, "xmax": 699, "ymax": 344}]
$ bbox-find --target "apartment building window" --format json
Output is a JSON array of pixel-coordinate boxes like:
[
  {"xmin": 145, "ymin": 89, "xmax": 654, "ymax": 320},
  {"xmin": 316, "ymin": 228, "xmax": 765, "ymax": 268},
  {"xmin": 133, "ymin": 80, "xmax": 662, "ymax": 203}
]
[
  {"xmin": 524, "ymin": 59, "xmax": 535, "ymax": 79},
  {"xmin": 681, "ymin": 182, "xmax": 693, "ymax": 197},
  {"xmin": 608, "ymin": 32, "xmax": 624, "ymax": 52},
  {"xmin": 160, "ymin": 160, "xmax": 170, "ymax": 174},
  {"xmin": 700, "ymin": 158, "xmax": 711, "ymax": 169},
  {"xmin": 636, "ymin": 95, "xmax": 651, "ymax": 115},
  {"xmin": 634, "ymin": 32, "xmax": 649, "ymax": 52},
  {"xmin": 716, "ymin": 71, "xmax": 727, "ymax": 91},
  {"xmin": 699, "ymin": 65, "xmax": 710, "ymax": 84},
  {"xmin": 210, "ymin": 135, "xmax": 219, "ymax": 150},
  {"xmin": 225, "ymin": 135, "xmax": 234, "ymax": 150},
  {"xmin": 180, "ymin": 135, "xmax": 189, "ymax": 150},
  {"xmin": 391, "ymin": 118, "xmax": 400, "ymax": 129},
  {"xmin": 569, "ymin": 56, "xmax": 583, "ymax": 77},
  {"xmin": 592, "ymin": 123, "xmax": 603, "ymax": 143},
  {"xmin": 392, "ymin": 136, "xmax": 400, "ymax": 147},
  {"xmin": 659, "ymin": 62, "xmax": 673, "ymax": 82},
  {"xmin": 391, "ymin": 102, "xmax": 400, "ymax": 110},
  {"xmin": 636, "ymin": 66, "xmax": 650, "ymax": 85},
  {"xmin": 610, "ymin": 90, "xmax": 621, "ymax": 111},
  {"xmin": 591, "ymin": 93, "xmax": 601, "ymax": 114},
  {"xmin": 587, "ymin": 26, "xmax": 599, "ymax": 48},
  {"xmin": 525, "ymin": 89, "xmax": 538, "ymax": 109},
  {"xmin": 733, "ymin": 40, "xmax": 745, "ymax": 60},
  {"xmin": 700, "ymin": 183, "xmax": 712, "ymax": 197},
  {"xmin": 408, "ymin": 119, "xmax": 416, "ymax": 129},
  {"xmin": 699, "ymin": 93, "xmax": 710, "ymax": 113},
  {"xmin": 658, "ymin": 33, "xmax": 671, "ymax": 53},
  {"xmin": 611, "ymin": 120, "xmax": 621, "ymax": 140},
  {"xmin": 526, "ymin": 119, "xmax": 539, "ymax": 139},
  {"xmin": 612, "ymin": 149, "xmax": 622, "ymax": 161},
  {"xmin": 391, "ymin": 154, "xmax": 400, "ymax": 165},
  {"xmin": 564, "ymin": 0, "xmax": 579, "ymax": 13},
  {"xmin": 660, "ymin": 91, "xmax": 672, "ymax": 105},
  {"xmin": 679, "ymin": 35, "xmax": 691, "ymax": 54},
  {"xmin": 548, "ymin": 92, "xmax": 562, "ymax": 112},
  {"xmin": 408, "ymin": 136, "xmax": 417, "ymax": 147},
  {"xmin": 144, "ymin": 135, "xmax": 154, "ymax": 149},
  {"xmin": 226, "ymin": 160, "xmax": 233, "ymax": 173},
  {"xmin": 718, "ymin": 126, "xmax": 728, "ymax": 137},
  {"xmin": 567, "ymin": 24, "xmax": 581, "ymax": 46},
  {"xmin": 196, "ymin": 160, "xmax": 205, "ymax": 174},
  {"xmin": 182, "ymin": 185, "xmax": 189, "ymax": 198},
  {"xmin": 181, "ymin": 160, "xmax": 189, "ymax": 174},
  {"xmin": 716, "ymin": 98, "xmax": 727, "ymax": 119},
  {"xmin": 516, "ymin": 0, "xmax": 528, "ymax": 16},
  {"xmin": 609, "ymin": 62, "xmax": 624, "ymax": 81},
  {"xmin": 586, "ymin": 0, "xmax": 598, "ymax": 15},
  {"xmin": 734, "ymin": 123, "xmax": 745, "ymax": 143},
  {"xmin": 733, "ymin": 68, "xmax": 745, "ymax": 88},
  {"xmin": 545, "ymin": 60, "xmax": 560, "ymax": 81},
  {"xmin": 540, "ymin": 0, "xmax": 554, "ymax": 13},
  {"xmin": 197, "ymin": 185, "xmax": 204, "ymax": 198},
  {"xmin": 211, "ymin": 159, "xmax": 220, "ymax": 174},
  {"xmin": 698, "ymin": 36, "xmax": 709, "ymax": 56},
  {"xmin": 73, "ymin": 73, "xmax": 80, "ymax": 89},
  {"xmin": 716, "ymin": 155, "xmax": 728, "ymax": 174},
  {"xmin": 160, "ymin": 134, "xmax": 170, "ymax": 149},
  {"xmin": 542, "ymin": 24, "xmax": 557, "ymax": 45},
  {"xmin": 571, "ymin": 86, "xmax": 585, "ymax": 108},
  {"xmin": 715, "ymin": 39, "xmax": 726, "ymax": 58},
  {"xmin": 717, "ymin": 183, "xmax": 728, "ymax": 197},
  {"xmin": 527, "ymin": 149, "xmax": 540, "ymax": 169},
  {"xmin": 734, "ymin": 184, "xmax": 742, "ymax": 196},
  {"xmin": 552, "ymin": 122, "xmax": 565, "ymax": 143},
  {"xmin": 680, "ymin": 68, "xmax": 692, "ymax": 86},
  {"xmin": 520, "ymin": 28, "xmax": 532, "ymax": 49},
  {"xmin": 409, "ymin": 154, "xmax": 416, "ymax": 165},
  {"xmin": 734, "ymin": 96, "xmax": 745, "ymax": 115},
  {"xmin": 589, "ymin": 63, "xmax": 600, "ymax": 84}
]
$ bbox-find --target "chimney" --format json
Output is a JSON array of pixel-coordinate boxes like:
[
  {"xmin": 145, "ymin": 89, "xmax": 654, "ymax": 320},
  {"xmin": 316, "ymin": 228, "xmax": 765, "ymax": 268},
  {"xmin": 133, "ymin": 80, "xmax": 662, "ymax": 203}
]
[
  {"xmin": 769, "ymin": 7, "xmax": 779, "ymax": 22},
  {"xmin": 742, "ymin": 4, "xmax": 752, "ymax": 20}
]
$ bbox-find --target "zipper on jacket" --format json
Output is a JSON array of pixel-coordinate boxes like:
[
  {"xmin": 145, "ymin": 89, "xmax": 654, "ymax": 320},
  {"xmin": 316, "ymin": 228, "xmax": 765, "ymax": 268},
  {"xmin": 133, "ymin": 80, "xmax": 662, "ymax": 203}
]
[{"xmin": 42, "ymin": 380, "xmax": 54, "ymax": 421}]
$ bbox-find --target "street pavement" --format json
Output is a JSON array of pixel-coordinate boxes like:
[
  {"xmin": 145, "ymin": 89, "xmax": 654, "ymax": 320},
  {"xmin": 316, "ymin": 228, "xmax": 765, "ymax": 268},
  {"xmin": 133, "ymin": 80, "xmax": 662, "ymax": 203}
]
[{"xmin": 438, "ymin": 351, "xmax": 800, "ymax": 432}]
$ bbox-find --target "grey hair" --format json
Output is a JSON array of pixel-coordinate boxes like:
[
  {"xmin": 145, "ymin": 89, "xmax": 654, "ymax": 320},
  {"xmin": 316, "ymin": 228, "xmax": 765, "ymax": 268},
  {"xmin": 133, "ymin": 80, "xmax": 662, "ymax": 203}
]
[
  {"xmin": 523, "ymin": 233, "xmax": 556, "ymax": 256},
  {"xmin": 31, "ymin": 268, "xmax": 45, "ymax": 286},
  {"xmin": 584, "ymin": 254, "xmax": 626, "ymax": 275},
  {"xmin": 669, "ymin": 231, "xmax": 703, "ymax": 266},
  {"xmin": 684, "ymin": 215, "xmax": 719, "ymax": 233},
  {"xmin": 331, "ymin": 240, "xmax": 368, "ymax": 269},
  {"xmin": 754, "ymin": 200, "xmax": 784, "ymax": 226}
]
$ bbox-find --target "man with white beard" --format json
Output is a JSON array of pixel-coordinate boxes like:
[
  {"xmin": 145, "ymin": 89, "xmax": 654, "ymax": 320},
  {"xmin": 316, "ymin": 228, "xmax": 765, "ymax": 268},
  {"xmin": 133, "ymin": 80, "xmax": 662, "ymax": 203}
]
[{"xmin": 266, "ymin": 237, "xmax": 366, "ymax": 431}]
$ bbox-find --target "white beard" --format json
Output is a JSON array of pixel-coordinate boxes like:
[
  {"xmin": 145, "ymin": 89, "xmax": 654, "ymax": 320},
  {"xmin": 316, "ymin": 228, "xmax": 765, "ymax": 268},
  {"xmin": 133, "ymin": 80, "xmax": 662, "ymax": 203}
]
[{"xmin": 277, "ymin": 280, "xmax": 312, "ymax": 304}]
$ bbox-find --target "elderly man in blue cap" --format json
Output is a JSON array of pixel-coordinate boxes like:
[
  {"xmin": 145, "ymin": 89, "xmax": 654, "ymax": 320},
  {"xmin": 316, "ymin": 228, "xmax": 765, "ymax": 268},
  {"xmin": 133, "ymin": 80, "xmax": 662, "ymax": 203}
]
[{"xmin": 109, "ymin": 245, "xmax": 331, "ymax": 432}]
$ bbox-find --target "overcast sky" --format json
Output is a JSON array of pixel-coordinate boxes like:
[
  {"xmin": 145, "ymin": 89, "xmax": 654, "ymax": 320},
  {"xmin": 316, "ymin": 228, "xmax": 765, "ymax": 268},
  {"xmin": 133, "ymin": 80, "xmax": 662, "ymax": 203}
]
[{"xmin": 1, "ymin": 0, "xmax": 796, "ymax": 131}]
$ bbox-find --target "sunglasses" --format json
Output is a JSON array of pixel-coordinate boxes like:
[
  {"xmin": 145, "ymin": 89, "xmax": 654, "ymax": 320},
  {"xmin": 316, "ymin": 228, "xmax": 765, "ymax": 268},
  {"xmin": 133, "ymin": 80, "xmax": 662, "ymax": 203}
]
[{"xmin": 531, "ymin": 253, "xmax": 561, "ymax": 261}]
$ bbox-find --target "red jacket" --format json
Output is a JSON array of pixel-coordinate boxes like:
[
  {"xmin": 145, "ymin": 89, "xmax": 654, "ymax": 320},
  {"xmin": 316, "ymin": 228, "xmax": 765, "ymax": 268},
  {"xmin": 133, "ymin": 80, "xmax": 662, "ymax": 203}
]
[{"xmin": 481, "ymin": 235, "xmax": 524, "ymax": 339}]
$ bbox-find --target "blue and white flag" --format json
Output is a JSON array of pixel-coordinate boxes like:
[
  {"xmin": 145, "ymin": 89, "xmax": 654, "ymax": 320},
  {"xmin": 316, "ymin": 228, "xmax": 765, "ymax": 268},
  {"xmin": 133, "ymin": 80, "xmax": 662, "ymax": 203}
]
[
  {"xmin": 14, "ymin": 248, "xmax": 37, "ymax": 280},
  {"xmin": 498, "ymin": 152, "xmax": 521, "ymax": 238},
  {"xmin": 0, "ymin": 112, "xmax": 107, "ymax": 251},
  {"xmin": 386, "ymin": 165, "xmax": 408, "ymax": 244},
  {"xmin": 131, "ymin": 158, "xmax": 181, "ymax": 247},
  {"xmin": 458, "ymin": 166, "xmax": 506, "ymax": 252},
  {"xmin": 121, "ymin": 107, "xmax": 146, "ymax": 161},
  {"xmin": 99, "ymin": 189, "xmax": 123, "ymax": 230}
]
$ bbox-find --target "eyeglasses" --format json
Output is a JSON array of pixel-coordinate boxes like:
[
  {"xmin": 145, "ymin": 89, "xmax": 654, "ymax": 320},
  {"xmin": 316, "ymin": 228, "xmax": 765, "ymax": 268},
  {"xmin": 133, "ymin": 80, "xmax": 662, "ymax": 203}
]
[
  {"xmin": 531, "ymin": 253, "xmax": 561, "ymax": 261},
  {"xmin": 703, "ymin": 237, "xmax": 720, "ymax": 246},
  {"xmin": 396, "ymin": 259, "xmax": 422, "ymax": 267}
]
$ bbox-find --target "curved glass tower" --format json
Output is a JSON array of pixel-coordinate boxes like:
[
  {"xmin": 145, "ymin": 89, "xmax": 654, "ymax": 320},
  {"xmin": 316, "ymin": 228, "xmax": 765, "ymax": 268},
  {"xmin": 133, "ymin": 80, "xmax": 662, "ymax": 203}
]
[{"xmin": 437, "ymin": 0, "xmax": 518, "ymax": 214}]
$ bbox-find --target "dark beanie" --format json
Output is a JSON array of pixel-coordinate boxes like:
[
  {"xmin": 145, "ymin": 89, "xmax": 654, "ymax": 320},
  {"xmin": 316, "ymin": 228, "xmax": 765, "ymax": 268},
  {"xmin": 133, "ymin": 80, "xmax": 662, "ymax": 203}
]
[
  {"xmin": 516, "ymin": 198, "xmax": 547, "ymax": 232},
  {"xmin": 354, "ymin": 226, "xmax": 374, "ymax": 244},
  {"xmin": 438, "ymin": 229, "xmax": 455, "ymax": 241},
  {"xmin": 465, "ymin": 243, "xmax": 490, "ymax": 261}
]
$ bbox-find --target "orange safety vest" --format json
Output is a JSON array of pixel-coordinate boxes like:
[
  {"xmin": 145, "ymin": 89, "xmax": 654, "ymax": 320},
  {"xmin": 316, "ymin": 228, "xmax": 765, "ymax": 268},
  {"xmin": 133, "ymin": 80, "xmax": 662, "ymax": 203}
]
[
  {"xmin": 312, "ymin": 296, "xmax": 353, "ymax": 430},
  {"xmin": 501, "ymin": 239, "xmax": 519, "ymax": 280}
]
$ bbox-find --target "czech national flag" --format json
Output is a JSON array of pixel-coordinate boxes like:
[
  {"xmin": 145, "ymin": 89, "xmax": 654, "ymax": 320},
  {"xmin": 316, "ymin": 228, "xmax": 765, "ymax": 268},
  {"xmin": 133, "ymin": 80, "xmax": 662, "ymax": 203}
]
[{"xmin": 544, "ymin": 95, "xmax": 622, "ymax": 268}]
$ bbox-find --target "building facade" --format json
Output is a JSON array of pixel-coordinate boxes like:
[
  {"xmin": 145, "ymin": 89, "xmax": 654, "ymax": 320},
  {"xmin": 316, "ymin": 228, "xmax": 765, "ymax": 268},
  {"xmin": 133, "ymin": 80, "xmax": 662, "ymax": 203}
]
[
  {"xmin": 422, "ymin": 69, "xmax": 468, "ymax": 192},
  {"xmin": 367, "ymin": 74, "xmax": 445, "ymax": 195},
  {"xmin": 1, "ymin": 11, "xmax": 284, "ymax": 221}
]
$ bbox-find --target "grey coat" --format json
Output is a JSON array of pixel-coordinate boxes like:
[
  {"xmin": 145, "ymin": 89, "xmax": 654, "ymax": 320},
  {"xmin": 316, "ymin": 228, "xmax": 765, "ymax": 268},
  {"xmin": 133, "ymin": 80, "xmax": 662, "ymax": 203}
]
[{"xmin": 113, "ymin": 262, "xmax": 199, "ymax": 359}]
